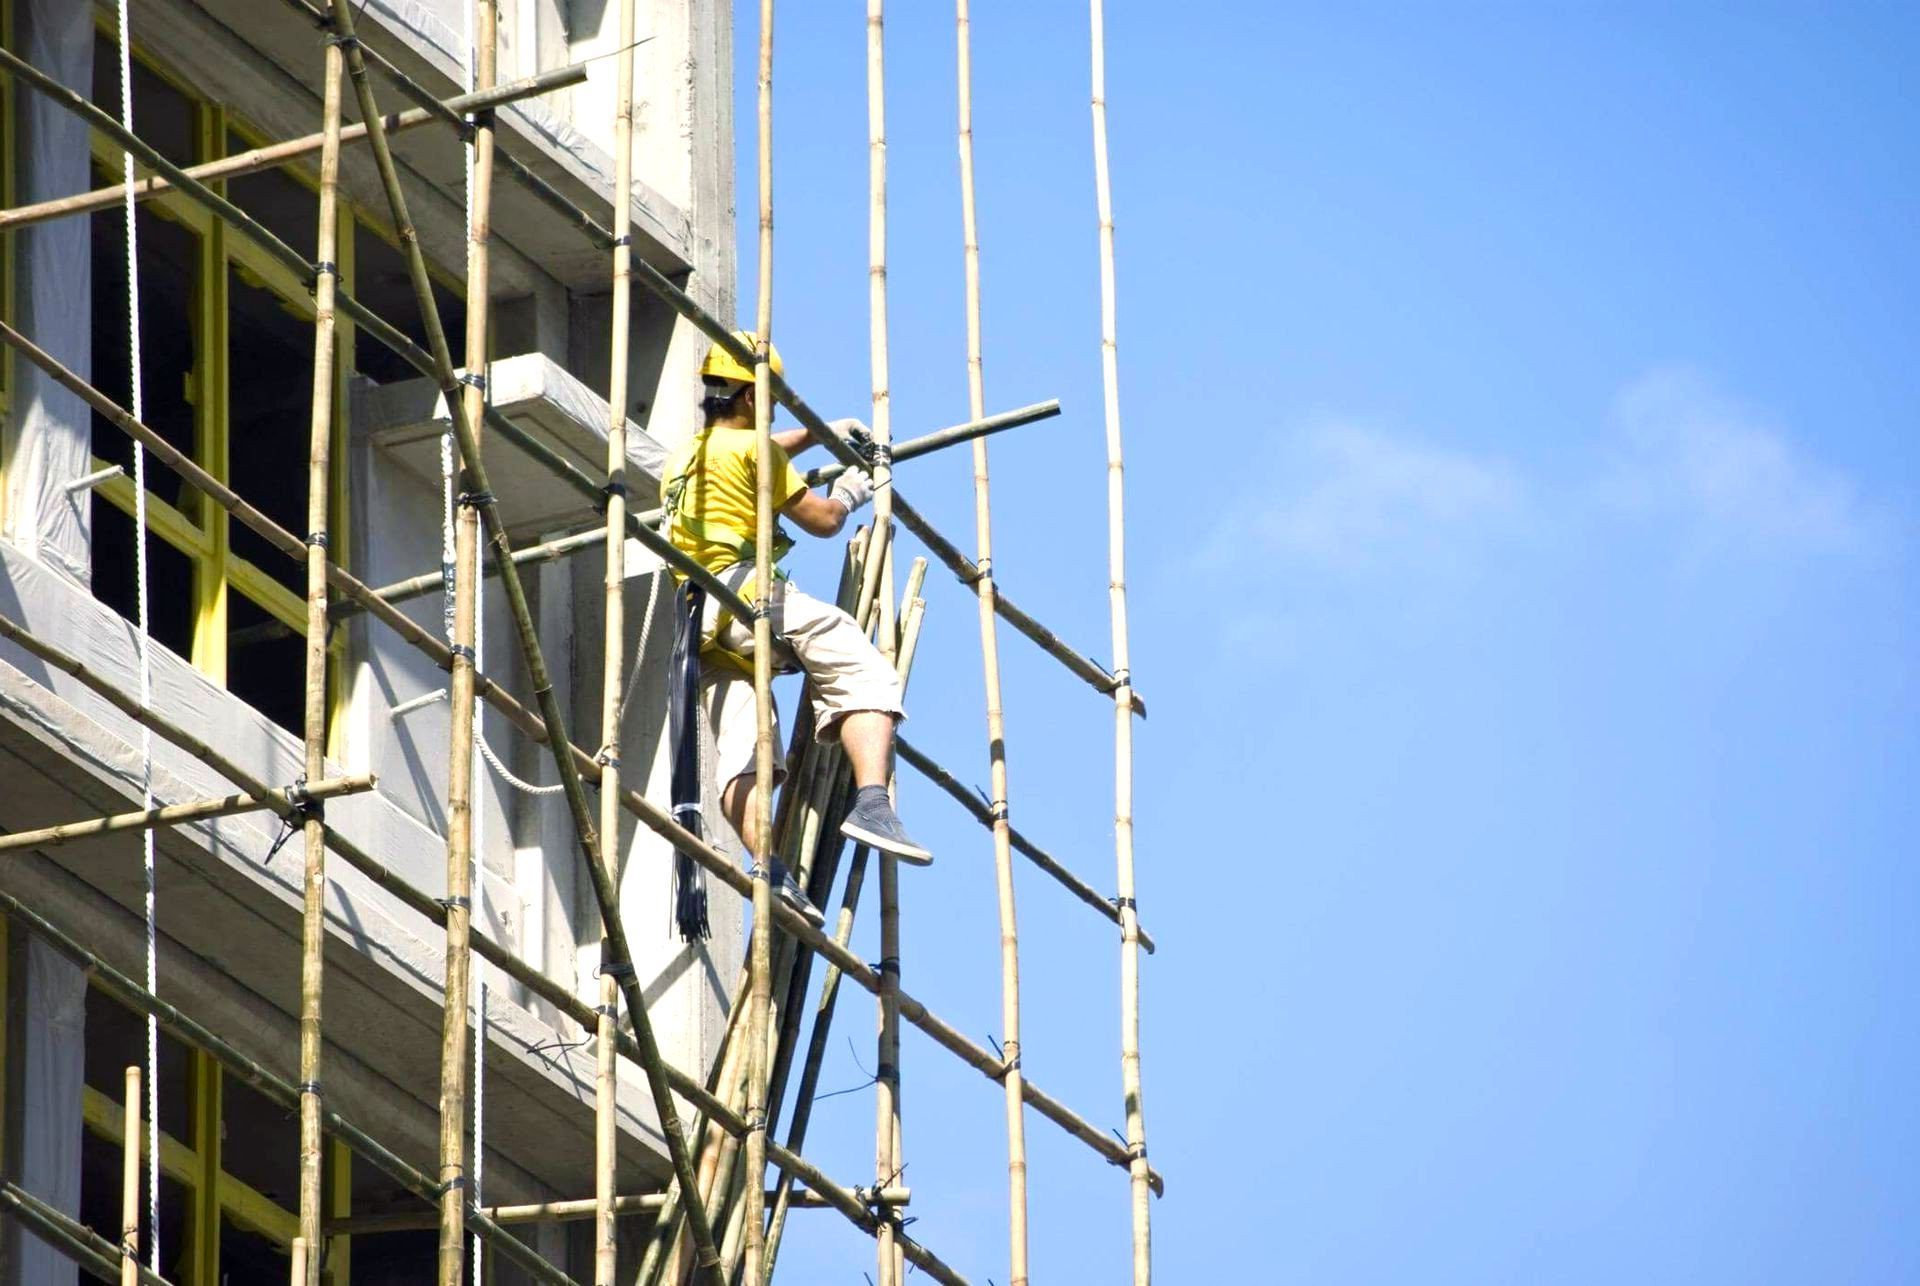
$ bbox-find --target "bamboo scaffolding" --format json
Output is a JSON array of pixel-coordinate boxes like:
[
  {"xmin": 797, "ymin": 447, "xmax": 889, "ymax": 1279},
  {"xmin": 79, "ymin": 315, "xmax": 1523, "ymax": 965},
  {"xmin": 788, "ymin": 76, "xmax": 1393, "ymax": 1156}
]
[
  {"xmin": 0, "ymin": 1180, "xmax": 174, "ymax": 1286},
  {"xmin": 289, "ymin": 1238, "xmax": 309, "ymax": 1286},
  {"xmin": 0, "ymin": 608, "xmax": 981, "ymax": 1274},
  {"xmin": 0, "ymin": 328, "xmax": 1159, "ymax": 1188},
  {"xmin": 315, "ymin": 3, "xmax": 730, "ymax": 1280},
  {"xmin": 595, "ymin": 0, "xmax": 639, "ymax": 1279},
  {"xmin": 120, "ymin": 1066, "xmax": 140, "ymax": 1286},
  {"xmin": 1090, "ymin": 1, "xmax": 1153, "ymax": 1278},
  {"xmin": 0, "ymin": 893, "xmax": 584, "ymax": 1286},
  {"xmin": 743, "ymin": 0, "xmax": 779, "ymax": 1277},
  {"xmin": 0, "ymin": 65, "xmax": 585, "ymax": 232},
  {"xmin": 324, "ymin": 1187, "xmax": 900, "ymax": 1237},
  {"xmin": 0, "ymin": 776, "xmax": 374, "ymax": 854},
  {"xmin": 296, "ymin": 37, "xmax": 346, "ymax": 1286},
  {"xmin": 435, "ymin": 3, "xmax": 496, "ymax": 1280},
  {"xmin": 894, "ymin": 736, "xmax": 1155, "ymax": 951},
  {"xmin": 954, "ymin": 6, "xmax": 1030, "ymax": 1279}
]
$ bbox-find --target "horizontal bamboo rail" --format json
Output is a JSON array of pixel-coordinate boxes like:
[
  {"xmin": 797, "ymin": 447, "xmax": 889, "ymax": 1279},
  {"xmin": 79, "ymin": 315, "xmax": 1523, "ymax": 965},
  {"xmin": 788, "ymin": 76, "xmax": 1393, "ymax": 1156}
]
[
  {"xmin": 895, "ymin": 736, "xmax": 1154, "ymax": 952},
  {"xmin": 322, "ymin": 1184, "xmax": 905, "ymax": 1236},
  {"xmin": 0, "ymin": 322, "xmax": 1157, "ymax": 1196},
  {"xmin": 803, "ymin": 399, "xmax": 1059, "ymax": 487},
  {"xmin": 0, "ymin": 64, "xmax": 586, "ymax": 231},
  {"xmin": 0, "ymin": 1180, "xmax": 173, "ymax": 1286},
  {"xmin": 0, "ymin": 893, "xmax": 584, "ymax": 1286},
  {"xmin": 0, "ymin": 774, "xmax": 375, "ymax": 854}
]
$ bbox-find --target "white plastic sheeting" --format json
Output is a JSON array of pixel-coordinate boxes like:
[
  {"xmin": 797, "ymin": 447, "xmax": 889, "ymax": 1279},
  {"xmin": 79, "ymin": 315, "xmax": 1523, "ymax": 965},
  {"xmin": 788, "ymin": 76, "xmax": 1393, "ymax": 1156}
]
[
  {"xmin": 14, "ymin": 938, "xmax": 85, "ymax": 1286},
  {"xmin": 5, "ymin": 0, "xmax": 93, "ymax": 587}
]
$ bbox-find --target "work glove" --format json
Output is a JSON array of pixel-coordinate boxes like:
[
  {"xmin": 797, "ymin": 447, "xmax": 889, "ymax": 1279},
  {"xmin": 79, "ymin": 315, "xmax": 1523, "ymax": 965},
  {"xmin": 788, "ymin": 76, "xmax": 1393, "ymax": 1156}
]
[
  {"xmin": 833, "ymin": 417, "xmax": 882, "ymax": 466},
  {"xmin": 830, "ymin": 468, "xmax": 875, "ymax": 515}
]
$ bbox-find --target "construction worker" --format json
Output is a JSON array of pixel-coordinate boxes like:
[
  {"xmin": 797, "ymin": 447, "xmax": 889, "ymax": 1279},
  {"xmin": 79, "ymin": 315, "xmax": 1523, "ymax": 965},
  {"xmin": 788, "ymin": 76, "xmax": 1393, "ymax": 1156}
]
[{"xmin": 661, "ymin": 331, "xmax": 933, "ymax": 876}]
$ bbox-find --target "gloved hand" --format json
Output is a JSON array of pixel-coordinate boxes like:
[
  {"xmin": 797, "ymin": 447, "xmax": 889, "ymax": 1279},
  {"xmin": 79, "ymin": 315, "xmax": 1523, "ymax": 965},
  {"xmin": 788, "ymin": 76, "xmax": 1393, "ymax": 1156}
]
[
  {"xmin": 833, "ymin": 417, "xmax": 880, "ymax": 465},
  {"xmin": 829, "ymin": 468, "xmax": 874, "ymax": 515}
]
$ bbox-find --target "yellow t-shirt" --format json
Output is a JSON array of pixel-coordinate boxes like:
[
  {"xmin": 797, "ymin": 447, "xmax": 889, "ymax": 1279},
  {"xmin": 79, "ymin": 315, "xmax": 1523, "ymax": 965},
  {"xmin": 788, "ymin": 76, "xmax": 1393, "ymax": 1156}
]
[{"xmin": 661, "ymin": 426, "xmax": 811, "ymax": 578}]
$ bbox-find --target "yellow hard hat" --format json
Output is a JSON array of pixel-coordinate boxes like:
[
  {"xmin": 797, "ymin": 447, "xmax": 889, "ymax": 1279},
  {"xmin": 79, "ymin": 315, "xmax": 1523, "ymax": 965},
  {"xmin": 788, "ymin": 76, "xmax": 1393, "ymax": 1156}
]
[{"xmin": 700, "ymin": 330, "xmax": 784, "ymax": 386}]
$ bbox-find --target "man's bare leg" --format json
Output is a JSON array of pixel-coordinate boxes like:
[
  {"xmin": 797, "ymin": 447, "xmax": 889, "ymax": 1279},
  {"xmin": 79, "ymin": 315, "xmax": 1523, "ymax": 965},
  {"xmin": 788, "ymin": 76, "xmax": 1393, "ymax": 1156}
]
[
  {"xmin": 834, "ymin": 710, "xmax": 933, "ymax": 865},
  {"xmin": 837, "ymin": 709, "xmax": 896, "ymax": 790}
]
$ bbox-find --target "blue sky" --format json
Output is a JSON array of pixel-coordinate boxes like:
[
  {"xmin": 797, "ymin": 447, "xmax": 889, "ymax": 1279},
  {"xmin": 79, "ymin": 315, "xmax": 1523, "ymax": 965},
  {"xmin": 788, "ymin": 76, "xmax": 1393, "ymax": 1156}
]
[{"xmin": 730, "ymin": 4, "xmax": 1918, "ymax": 1282}]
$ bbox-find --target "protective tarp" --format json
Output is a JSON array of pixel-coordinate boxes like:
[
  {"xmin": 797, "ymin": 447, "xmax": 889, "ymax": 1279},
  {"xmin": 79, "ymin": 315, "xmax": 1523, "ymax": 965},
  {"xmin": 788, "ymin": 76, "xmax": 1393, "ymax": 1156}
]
[
  {"xmin": 15, "ymin": 937, "xmax": 85, "ymax": 1286},
  {"xmin": 5, "ymin": 0, "xmax": 93, "ymax": 586}
]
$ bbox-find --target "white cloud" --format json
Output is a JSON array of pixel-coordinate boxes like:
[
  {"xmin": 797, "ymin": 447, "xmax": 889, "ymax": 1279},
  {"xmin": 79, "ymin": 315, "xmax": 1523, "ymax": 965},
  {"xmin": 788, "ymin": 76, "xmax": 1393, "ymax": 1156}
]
[
  {"xmin": 1598, "ymin": 367, "xmax": 1879, "ymax": 555},
  {"xmin": 1202, "ymin": 422, "xmax": 1528, "ymax": 575}
]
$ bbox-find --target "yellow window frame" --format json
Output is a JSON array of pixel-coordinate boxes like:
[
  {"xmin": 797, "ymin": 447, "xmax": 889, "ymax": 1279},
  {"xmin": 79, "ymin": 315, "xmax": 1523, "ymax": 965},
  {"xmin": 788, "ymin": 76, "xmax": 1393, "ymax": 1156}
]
[{"xmin": 81, "ymin": 35, "xmax": 356, "ymax": 754}]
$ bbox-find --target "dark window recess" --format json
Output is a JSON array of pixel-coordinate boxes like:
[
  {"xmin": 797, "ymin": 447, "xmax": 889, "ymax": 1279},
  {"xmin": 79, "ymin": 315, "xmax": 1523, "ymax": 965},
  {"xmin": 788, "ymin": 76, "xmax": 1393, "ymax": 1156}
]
[
  {"xmin": 226, "ymin": 590, "xmax": 305, "ymax": 736},
  {"xmin": 228, "ymin": 264, "xmax": 311, "ymax": 595},
  {"xmin": 221, "ymin": 1214, "xmax": 294, "ymax": 1284},
  {"xmin": 353, "ymin": 228, "xmax": 465, "ymax": 384},
  {"xmin": 89, "ymin": 499, "xmax": 196, "ymax": 662},
  {"xmin": 91, "ymin": 41, "xmax": 199, "ymax": 169},
  {"xmin": 218, "ymin": 1065, "xmax": 299, "ymax": 1209},
  {"xmin": 226, "ymin": 137, "xmax": 319, "ymax": 254},
  {"xmin": 83, "ymin": 986, "xmax": 193, "ymax": 1141},
  {"xmin": 79, "ymin": 1134, "xmax": 192, "ymax": 1281},
  {"xmin": 349, "ymin": 1230, "xmax": 439, "ymax": 1285},
  {"xmin": 91, "ymin": 202, "xmax": 201, "ymax": 511}
]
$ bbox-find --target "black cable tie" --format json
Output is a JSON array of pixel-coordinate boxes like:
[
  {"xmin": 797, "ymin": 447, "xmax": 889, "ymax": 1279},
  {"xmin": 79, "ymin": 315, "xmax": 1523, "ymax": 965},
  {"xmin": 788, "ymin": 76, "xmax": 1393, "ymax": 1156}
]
[
  {"xmin": 438, "ymin": 1173, "xmax": 469, "ymax": 1196},
  {"xmin": 1127, "ymin": 1141, "xmax": 1149, "ymax": 1161},
  {"xmin": 458, "ymin": 372, "xmax": 488, "ymax": 391},
  {"xmin": 437, "ymin": 895, "xmax": 471, "ymax": 912},
  {"xmin": 874, "ymin": 956, "xmax": 901, "ymax": 977},
  {"xmin": 988, "ymin": 799, "xmax": 1009, "ymax": 821},
  {"xmin": 449, "ymin": 643, "xmax": 477, "ymax": 663},
  {"xmin": 1112, "ymin": 895, "xmax": 1137, "ymax": 912},
  {"xmin": 593, "ymin": 1004, "xmax": 619, "ymax": 1020},
  {"xmin": 610, "ymin": 233, "xmax": 633, "ymax": 248},
  {"xmin": 601, "ymin": 478, "xmax": 629, "ymax": 500},
  {"xmin": 298, "ymin": 1081, "xmax": 323, "ymax": 1097},
  {"xmin": 597, "ymin": 960, "xmax": 635, "ymax": 980},
  {"xmin": 594, "ymin": 748, "xmax": 621, "ymax": 768},
  {"xmin": 457, "ymin": 489, "xmax": 495, "ymax": 509},
  {"xmin": 304, "ymin": 530, "xmax": 329, "ymax": 549},
  {"xmin": 313, "ymin": 260, "xmax": 338, "ymax": 278},
  {"xmin": 323, "ymin": 33, "xmax": 360, "ymax": 51},
  {"xmin": 874, "ymin": 1061, "xmax": 898, "ymax": 1082},
  {"xmin": 1110, "ymin": 668, "xmax": 1132, "ymax": 688}
]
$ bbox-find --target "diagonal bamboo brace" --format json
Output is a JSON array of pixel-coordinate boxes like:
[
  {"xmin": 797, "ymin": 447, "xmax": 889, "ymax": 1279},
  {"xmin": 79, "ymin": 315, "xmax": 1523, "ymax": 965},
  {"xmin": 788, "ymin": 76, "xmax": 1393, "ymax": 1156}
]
[{"xmin": 0, "ymin": 775, "xmax": 376, "ymax": 855}]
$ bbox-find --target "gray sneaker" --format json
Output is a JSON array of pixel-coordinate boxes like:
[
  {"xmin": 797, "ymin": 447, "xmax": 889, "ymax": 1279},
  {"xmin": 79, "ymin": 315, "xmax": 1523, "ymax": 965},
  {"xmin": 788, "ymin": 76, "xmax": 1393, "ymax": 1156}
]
[
  {"xmin": 770, "ymin": 860, "xmax": 826, "ymax": 928},
  {"xmin": 840, "ymin": 786, "xmax": 933, "ymax": 866}
]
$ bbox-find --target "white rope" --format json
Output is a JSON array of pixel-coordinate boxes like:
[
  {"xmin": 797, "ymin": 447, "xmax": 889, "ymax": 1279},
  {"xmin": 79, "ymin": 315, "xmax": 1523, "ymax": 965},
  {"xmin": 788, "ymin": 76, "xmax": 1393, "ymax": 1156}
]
[{"xmin": 114, "ymin": 5, "xmax": 160, "ymax": 1273}]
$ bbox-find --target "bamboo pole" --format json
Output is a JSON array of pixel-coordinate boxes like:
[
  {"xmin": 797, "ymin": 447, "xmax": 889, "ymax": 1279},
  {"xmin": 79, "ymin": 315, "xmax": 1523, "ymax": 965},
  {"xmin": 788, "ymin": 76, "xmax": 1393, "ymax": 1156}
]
[
  {"xmin": 864, "ymin": 6, "xmax": 907, "ymax": 1281},
  {"xmin": 317, "ymin": 4, "xmax": 728, "ymax": 1278},
  {"xmin": 894, "ymin": 736, "xmax": 1155, "ymax": 951},
  {"xmin": 1090, "ymin": 1, "xmax": 1153, "ymax": 1278},
  {"xmin": 297, "ymin": 39, "xmax": 346, "ymax": 1286},
  {"xmin": 289, "ymin": 1238, "xmax": 308, "ymax": 1286},
  {"xmin": 595, "ymin": 0, "xmax": 639, "ymax": 1279},
  {"xmin": 120, "ymin": 1066, "xmax": 140, "ymax": 1286},
  {"xmin": 435, "ymin": 4, "xmax": 496, "ymax": 1281},
  {"xmin": 0, "ymin": 65, "xmax": 585, "ymax": 232},
  {"xmin": 954, "ymin": 6, "xmax": 1029, "ymax": 1279},
  {"xmin": 0, "ymin": 776, "xmax": 375, "ymax": 854},
  {"xmin": 0, "ymin": 613, "xmax": 984, "ymax": 1275},
  {"xmin": 0, "ymin": 894, "xmax": 584, "ymax": 1286},
  {"xmin": 742, "ymin": 0, "xmax": 778, "ymax": 1279},
  {"xmin": 0, "ymin": 1180, "xmax": 174, "ymax": 1286}
]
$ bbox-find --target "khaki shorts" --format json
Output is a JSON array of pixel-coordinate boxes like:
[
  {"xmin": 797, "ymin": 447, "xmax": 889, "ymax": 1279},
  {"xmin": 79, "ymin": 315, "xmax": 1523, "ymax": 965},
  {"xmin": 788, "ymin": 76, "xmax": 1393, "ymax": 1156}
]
[{"xmin": 700, "ymin": 570, "xmax": 905, "ymax": 787}]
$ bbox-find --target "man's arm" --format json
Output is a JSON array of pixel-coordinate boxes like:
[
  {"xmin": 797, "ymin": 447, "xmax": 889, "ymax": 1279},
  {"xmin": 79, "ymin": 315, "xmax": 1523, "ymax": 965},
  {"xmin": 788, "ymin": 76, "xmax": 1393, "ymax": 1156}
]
[
  {"xmin": 773, "ymin": 416, "xmax": 870, "ymax": 459},
  {"xmin": 781, "ymin": 467, "xmax": 874, "ymax": 538}
]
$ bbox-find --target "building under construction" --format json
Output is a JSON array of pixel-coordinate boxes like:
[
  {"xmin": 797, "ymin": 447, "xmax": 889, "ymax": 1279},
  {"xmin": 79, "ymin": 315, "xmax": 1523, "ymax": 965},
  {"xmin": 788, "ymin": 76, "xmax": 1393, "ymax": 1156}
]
[{"xmin": 0, "ymin": 0, "xmax": 1154, "ymax": 1283}]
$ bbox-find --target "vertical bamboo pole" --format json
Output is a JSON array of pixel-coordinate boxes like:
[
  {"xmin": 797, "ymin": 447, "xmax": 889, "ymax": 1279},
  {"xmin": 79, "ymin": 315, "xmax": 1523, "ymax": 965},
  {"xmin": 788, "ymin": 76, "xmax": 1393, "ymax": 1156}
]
[
  {"xmin": 439, "ymin": 5, "xmax": 496, "ymax": 1283},
  {"xmin": 297, "ymin": 35, "xmax": 346, "ymax": 1286},
  {"xmin": 587, "ymin": 2, "xmax": 641, "ymax": 1286},
  {"xmin": 120, "ymin": 1066, "xmax": 140, "ymax": 1286},
  {"xmin": 290, "ymin": 1238, "xmax": 310, "ymax": 1286},
  {"xmin": 865, "ymin": 4, "xmax": 904, "ymax": 1282},
  {"xmin": 743, "ymin": 0, "xmax": 777, "ymax": 1281},
  {"xmin": 954, "ymin": 5, "xmax": 1029, "ymax": 1280},
  {"xmin": 1089, "ymin": 2, "xmax": 1150, "ymax": 1280},
  {"xmin": 595, "ymin": 1, "xmax": 639, "ymax": 1282}
]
